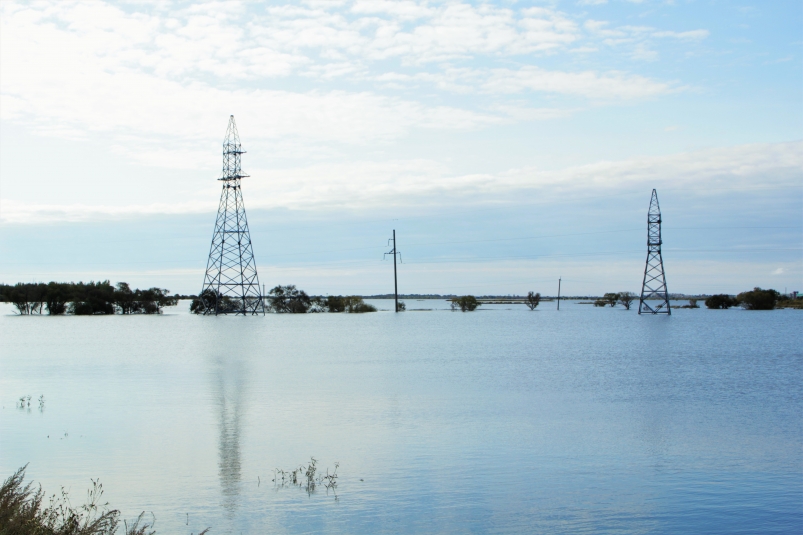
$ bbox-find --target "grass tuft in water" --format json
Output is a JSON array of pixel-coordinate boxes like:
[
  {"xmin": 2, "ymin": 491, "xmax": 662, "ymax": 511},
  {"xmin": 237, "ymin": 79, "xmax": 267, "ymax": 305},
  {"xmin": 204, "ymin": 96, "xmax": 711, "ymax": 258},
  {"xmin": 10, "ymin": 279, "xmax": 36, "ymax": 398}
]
[{"xmin": 272, "ymin": 458, "xmax": 339, "ymax": 498}]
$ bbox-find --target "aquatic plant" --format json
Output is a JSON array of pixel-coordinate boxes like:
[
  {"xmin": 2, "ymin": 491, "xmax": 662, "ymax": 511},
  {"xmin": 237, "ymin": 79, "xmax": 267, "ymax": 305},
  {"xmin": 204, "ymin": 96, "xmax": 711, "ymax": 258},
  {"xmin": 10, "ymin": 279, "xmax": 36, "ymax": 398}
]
[{"xmin": 272, "ymin": 458, "xmax": 339, "ymax": 497}]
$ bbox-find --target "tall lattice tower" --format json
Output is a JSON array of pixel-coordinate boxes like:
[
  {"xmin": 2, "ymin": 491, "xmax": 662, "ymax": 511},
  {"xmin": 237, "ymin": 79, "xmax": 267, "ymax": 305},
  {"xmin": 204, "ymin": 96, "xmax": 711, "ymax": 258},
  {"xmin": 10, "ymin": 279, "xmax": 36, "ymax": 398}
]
[
  {"xmin": 199, "ymin": 116, "xmax": 264, "ymax": 315},
  {"xmin": 638, "ymin": 189, "xmax": 671, "ymax": 315}
]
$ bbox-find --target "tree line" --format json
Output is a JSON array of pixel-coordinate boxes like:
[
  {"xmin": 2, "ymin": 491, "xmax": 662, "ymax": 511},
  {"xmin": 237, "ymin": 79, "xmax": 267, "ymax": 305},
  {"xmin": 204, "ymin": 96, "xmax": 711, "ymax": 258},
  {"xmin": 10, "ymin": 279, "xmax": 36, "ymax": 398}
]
[
  {"xmin": 0, "ymin": 281, "xmax": 177, "ymax": 315},
  {"xmin": 704, "ymin": 288, "xmax": 800, "ymax": 310},
  {"xmin": 585, "ymin": 288, "xmax": 798, "ymax": 310},
  {"xmin": 190, "ymin": 285, "xmax": 379, "ymax": 314}
]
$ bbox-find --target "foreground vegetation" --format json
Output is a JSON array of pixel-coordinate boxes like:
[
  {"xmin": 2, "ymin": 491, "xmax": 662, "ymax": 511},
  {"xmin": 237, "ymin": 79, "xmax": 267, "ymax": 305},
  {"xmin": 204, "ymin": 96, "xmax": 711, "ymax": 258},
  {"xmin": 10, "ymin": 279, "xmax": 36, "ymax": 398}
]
[
  {"xmin": 0, "ymin": 282, "xmax": 176, "ymax": 316},
  {"xmin": 0, "ymin": 466, "xmax": 206, "ymax": 535}
]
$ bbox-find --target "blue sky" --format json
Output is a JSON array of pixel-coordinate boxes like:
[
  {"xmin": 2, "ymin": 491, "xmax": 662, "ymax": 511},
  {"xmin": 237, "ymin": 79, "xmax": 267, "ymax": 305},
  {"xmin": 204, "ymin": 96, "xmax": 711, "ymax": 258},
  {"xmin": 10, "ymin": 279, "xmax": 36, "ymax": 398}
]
[{"xmin": 0, "ymin": 0, "xmax": 801, "ymax": 296}]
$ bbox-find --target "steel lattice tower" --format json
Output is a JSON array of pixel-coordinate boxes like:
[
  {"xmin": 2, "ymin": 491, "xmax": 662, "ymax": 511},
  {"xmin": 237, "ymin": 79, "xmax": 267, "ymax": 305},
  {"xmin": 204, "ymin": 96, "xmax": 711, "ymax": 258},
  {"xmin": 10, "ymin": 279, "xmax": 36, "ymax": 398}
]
[
  {"xmin": 638, "ymin": 189, "xmax": 671, "ymax": 315},
  {"xmin": 199, "ymin": 116, "xmax": 264, "ymax": 315}
]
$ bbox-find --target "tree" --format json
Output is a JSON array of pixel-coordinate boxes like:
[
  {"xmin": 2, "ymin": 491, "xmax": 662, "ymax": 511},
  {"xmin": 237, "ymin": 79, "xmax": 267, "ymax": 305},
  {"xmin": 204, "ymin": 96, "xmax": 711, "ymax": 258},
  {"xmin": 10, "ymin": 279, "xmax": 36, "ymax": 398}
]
[
  {"xmin": 9, "ymin": 283, "xmax": 34, "ymax": 315},
  {"xmin": 687, "ymin": 298, "xmax": 699, "ymax": 309},
  {"xmin": 136, "ymin": 287, "xmax": 176, "ymax": 314},
  {"xmin": 737, "ymin": 287, "xmax": 779, "ymax": 310},
  {"xmin": 617, "ymin": 291, "xmax": 636, "ymax": 310},
  {"xmin": 526, "ymin": 291, "xmax": 541, "ymax": 310},
  {"xmin": 344, "ymin": 296, "xmax": 377, "ymax": 313},
  {"xmin": 603, "ymin": 293, "xmax": 618, "ymax": 307},
  {"xmin": 705, "ymin": 294, "xmax": 738, "ymax": 309},
  {"xmin": 308, "ymin": 297, "xmax": 327, "ymax": 313},
  {"xmin": 450, "ymin": 295, "xmax": 480, "ymax": 312},
  {"xmin": 114, "ymin": 282, "xmax": 136, "ymax": 314},
  {"xmin": 396, "ymin": 300, "xmax": 406, "ymax": 312},
  {"xmin": 268, "ymin": 285, "xmax": 311, "ymax": 313},
  {"xmin": 324, "ymin": 295, "xmax": 346, "ymax": 313},
  {"xmin": 44, "ymin": 282, "xmax": 70, "ymax": 315},
  {"xmin": 593, "ymin": 299, "xmax": 607, "ymax": 307},
  {"xmin": 190, "ymin": 289, "xmax": 239, "ymax": 314},
  {"xmin": 69, "ymin": 281, "xmax": 115, "ymax": 315}
]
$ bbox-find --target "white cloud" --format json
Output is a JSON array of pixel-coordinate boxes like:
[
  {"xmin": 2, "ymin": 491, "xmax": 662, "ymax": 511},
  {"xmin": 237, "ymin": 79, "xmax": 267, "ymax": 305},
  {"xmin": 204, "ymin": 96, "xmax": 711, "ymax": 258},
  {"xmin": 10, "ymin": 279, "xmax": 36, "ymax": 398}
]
[
  {"xmin": 3, "ymin": 141, "xmax": 799, "ymax": 223},
  {"xmin": 653, "ymin": 30, "xmax": 710, "ymax": 40},
  {"xmin": 481, "ymin": 66, "xmax": 672, "ymax": 98}
]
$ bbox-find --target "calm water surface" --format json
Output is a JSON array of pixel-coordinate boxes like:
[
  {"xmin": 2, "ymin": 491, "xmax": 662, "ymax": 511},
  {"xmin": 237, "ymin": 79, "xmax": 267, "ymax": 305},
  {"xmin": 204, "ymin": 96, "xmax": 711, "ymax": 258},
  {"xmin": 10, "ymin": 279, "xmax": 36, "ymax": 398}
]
[{"xmin": 1, "ymin": 301, "xmax": 801, "ymax": 534}]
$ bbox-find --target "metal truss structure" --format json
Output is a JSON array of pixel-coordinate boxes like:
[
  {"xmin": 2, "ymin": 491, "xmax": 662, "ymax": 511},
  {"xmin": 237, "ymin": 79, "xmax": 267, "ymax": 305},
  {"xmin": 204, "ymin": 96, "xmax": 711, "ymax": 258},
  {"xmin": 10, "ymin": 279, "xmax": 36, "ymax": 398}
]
[
  {"xmin": 199, "ymin": 116, "xmax": 264, "ymax": 315},
  {"xmin": 639, "ymin": 189, "xmax": 671, "ymax": 315}
]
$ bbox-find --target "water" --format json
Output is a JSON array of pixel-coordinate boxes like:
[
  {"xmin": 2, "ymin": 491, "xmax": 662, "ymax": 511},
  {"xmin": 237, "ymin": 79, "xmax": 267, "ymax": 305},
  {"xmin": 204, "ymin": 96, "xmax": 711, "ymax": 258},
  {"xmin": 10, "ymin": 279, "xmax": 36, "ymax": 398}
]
[{"xmin": 1, "ymin": 301, "xmax": 801, "ymax": 534}]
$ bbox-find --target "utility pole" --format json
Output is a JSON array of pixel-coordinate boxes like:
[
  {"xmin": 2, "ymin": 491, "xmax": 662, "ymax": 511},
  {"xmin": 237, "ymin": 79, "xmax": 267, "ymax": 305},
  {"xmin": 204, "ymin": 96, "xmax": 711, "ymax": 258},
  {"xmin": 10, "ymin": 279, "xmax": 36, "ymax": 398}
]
[
  {"xmin": 384, "ymin": 230, "xmax": 402, "ymax": 312},
  {"xmin": 557, "ymin": 277, "xmax": 561, "ymax": 310}
]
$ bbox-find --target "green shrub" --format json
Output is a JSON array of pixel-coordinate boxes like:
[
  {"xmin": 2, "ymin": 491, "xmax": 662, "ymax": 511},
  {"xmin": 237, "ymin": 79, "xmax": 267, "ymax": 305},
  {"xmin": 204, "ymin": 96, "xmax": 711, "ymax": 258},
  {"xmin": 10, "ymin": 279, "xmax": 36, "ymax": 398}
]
[
  {"xmin": 705, "ymin": 294, "xmax": 738, "ymax": 309},
  {"xmin": 736, "ymin": 287, "xmax": 779, "ymax": 310},
  {"xmin": 450, "ymin": 296, "xmax": 480, "ymax": 312}
]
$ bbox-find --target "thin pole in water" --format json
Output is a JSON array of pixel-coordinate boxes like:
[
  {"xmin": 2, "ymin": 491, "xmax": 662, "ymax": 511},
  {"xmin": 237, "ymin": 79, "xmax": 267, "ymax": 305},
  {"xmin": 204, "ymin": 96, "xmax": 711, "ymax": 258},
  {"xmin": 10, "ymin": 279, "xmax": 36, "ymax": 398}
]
[
  {"xmin": 557, "ymin": 277, "xmax": 561, "ymax": 310},
  {"xmin": 393, "ymin": 230, "xmax": 398, "ymax": 313},
  {"xmin": 384, "ymin": 230, "xmax": 401, "ymax": 312}
]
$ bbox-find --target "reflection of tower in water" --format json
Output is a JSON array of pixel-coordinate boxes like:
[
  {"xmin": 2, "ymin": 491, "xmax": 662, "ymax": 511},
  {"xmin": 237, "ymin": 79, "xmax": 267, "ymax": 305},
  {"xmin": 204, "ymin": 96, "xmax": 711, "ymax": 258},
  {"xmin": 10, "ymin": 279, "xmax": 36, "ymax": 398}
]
[{"xmin": 215, "ymin": 359, "xmax": 245, "ymax": 514}]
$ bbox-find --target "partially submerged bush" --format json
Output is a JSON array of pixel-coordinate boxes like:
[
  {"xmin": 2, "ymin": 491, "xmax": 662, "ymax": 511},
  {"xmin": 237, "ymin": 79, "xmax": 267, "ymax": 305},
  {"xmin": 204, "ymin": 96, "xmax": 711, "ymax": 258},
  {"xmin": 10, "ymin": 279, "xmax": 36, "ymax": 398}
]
[
  {"xmin": 268, "ymin": 285, "xmax": 311, "ymax": 313},
  {"xmin": 344, "ymin": 296, "xmax": 376, "ymax": 313},
  {"xmin": 450, "ymin": 295, "xmax": 480, "ymax": 312},
  {"xmin": 190, "ymin": 289, "xmax": 240, "ymax": 314},
  {"xmin": 705, "ymin": 294, "xmax": 739, "ymax": 309},
  {"xmin": 737, "ymin": 287, "xmax": 780, "ymax": 310}
]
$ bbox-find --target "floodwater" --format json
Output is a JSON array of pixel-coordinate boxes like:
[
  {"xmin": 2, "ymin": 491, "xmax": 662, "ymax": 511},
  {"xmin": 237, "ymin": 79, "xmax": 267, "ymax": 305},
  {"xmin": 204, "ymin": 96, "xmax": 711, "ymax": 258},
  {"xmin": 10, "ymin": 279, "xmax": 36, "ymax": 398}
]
[{"xmin": 1, "ymin": 301, "xmax": 801, "ymax": 534}]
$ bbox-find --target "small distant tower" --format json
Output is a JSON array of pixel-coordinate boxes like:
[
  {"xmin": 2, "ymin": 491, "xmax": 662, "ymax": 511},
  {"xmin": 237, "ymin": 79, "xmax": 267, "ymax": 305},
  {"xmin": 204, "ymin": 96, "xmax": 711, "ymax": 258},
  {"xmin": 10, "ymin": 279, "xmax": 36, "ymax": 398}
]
[
  {"xmin": 199, "ymin": 116, "xmax": 264, "ymax": 315},
  {"xmin": 639, "ymin": 189, "xmax": 671, "ymax": 315}
]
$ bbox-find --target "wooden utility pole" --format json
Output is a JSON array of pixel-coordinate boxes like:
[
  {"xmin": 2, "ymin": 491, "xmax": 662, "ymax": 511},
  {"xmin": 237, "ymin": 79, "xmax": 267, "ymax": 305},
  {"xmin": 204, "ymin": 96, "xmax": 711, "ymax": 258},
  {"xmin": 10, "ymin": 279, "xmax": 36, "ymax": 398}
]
[
  {"xmin": 557, "ymin": 277, "xmax": 561, "ymax": 310},
  {"xmin": 393, "ymin": 230, "xmax": 398, "ymax": 313}
]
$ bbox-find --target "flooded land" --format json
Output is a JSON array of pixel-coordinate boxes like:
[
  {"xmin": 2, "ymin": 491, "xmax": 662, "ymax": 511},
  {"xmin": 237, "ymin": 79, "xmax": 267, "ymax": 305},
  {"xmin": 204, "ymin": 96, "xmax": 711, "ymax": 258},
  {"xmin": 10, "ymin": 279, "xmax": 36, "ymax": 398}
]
[{"xmin": 1, "ymin": 301, "xmax": 801, "ymax": 534}]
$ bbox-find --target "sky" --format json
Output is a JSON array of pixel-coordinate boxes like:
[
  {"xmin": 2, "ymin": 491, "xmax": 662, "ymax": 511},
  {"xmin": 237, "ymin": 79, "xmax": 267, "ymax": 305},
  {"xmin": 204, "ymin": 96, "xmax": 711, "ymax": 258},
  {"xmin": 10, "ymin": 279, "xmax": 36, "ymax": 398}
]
[{"xmin": 0, "ymin": 0, "xmax": 801, "ymax": 296}]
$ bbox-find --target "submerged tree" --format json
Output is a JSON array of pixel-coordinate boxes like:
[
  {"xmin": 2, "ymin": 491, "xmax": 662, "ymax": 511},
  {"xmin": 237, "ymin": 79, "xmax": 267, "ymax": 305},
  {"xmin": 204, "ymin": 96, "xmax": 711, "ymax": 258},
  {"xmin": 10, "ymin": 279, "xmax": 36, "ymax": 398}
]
[
  {"xmin": 617, "ymin": 291, "xmax": 636, "ymax": 310},
  {"xmin": 191, "ymin": 288, "xmax": 239, "ymax": 314},
  {"xmin": 344, "ymin": 296, "xmax": 377, "ymax": 313},
  {"xmin": 705, "ymin": 294, "xmax": 739, "ymax": 309},
  {"xmin": 525, "ymin": 291, "xmax": 541, "ymax": 310},
  {"xmin": 44, "ymin": 282, "xmax": 71, "ymax": 315},
  {"xmin": 450, "ymin": 295, "xmax": 480, "ymax": 312},
  {"xmin": 268, "ymin": 285, "xmax": 311, "ymax": 313},
  {"xmin": 69, "ymin": 281, "xmax": 116, "ymax": 315},
  {"xmin": 602, "ymin": 293, "xmax": 619, "ymax": 307},
  {"xmin": 736, "ymin": 287, "xmax": 779, "ymax": 310}
]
